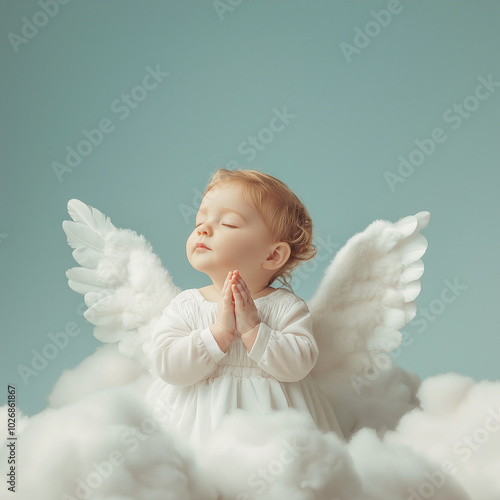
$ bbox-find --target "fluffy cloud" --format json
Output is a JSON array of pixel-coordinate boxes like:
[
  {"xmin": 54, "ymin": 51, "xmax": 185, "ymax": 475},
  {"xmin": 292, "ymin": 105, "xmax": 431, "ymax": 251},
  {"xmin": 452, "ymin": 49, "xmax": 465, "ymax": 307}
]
[
  {"xmin": 1, "ymin": 385, "xmax": 217, "ymax": 500},
  {"xmin": 386, "ymin": 374, "xmax": 500, "ymax": 500},
  {"xmin": 47, "ymin": 344, "xmax": 148, "ymax": 408},
  {"xmin": 1, "ymin": 346, "xmax": 499, "ymax": 500}
]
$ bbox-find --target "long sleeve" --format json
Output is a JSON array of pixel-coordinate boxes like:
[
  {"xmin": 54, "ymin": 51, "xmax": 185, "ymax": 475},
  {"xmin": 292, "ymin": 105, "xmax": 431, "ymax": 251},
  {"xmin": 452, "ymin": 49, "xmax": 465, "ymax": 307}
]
[
  {"xmin": 149, "ymin": 298, "xmax": 227, "ymax": 387},
  {"xmin": 246, "ymin": 299, "xmax": 318, "ymax": 383}
]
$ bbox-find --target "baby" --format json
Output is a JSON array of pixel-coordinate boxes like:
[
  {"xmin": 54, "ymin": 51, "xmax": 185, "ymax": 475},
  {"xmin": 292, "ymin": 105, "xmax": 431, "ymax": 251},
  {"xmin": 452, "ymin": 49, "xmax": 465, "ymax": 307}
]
[{"xmin": 146, "ymin": 168, "xmax": 345, "ymax": 449}]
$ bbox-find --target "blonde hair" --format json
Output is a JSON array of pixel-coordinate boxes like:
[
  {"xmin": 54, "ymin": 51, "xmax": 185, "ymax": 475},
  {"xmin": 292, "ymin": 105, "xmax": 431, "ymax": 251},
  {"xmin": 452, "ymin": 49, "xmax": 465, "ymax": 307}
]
[{"xmin": 203, "ymin": 168, "xmax": 317, "ymax": 291}]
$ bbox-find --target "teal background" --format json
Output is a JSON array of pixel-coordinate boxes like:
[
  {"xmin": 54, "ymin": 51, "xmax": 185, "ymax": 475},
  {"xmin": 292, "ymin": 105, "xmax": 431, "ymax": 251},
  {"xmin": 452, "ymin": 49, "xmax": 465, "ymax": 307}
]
[{"xmin": 1, "ymin": 0, "xmax": 499, "ymax": 416}]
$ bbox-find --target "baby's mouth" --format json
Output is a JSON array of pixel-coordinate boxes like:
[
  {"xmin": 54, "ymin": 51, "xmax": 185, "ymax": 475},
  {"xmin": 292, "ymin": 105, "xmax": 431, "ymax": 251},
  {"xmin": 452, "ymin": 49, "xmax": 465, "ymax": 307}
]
[{"xmin": 195, "ymin": 244, "xmax": 211, "ymax": 251}]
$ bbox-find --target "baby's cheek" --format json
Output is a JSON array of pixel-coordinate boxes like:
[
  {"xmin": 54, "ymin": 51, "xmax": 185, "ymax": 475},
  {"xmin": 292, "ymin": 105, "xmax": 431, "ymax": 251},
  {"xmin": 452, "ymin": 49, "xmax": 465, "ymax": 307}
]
[
  {"xmin": 186, "ymin": 232, "xmax": 196, "ymax": 246},
  {"xmin": 231, "ymin": 237, "xmax": 261, "ymax": 260}
]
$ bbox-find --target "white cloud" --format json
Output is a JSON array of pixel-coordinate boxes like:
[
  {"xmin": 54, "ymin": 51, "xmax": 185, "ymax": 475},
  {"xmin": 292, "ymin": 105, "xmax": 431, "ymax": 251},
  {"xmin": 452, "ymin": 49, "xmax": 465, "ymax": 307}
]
[
  {"xmin": 199, "ymin": 409, "xmax": 361, "ymax": 500},
  {"xmin": 386, "ymin": 373, "xmax": 500, "ymax": 500},
  {"xmin": 2, "ymin": 347, "xmax": 500, "ymax": 500},
  {"xmin": 1, "ymin": 386, "xmax": 217, "ymax": 500},
  {"xmin": 47, "ymin": 344, "xmax": 148, "ymax": 408}
]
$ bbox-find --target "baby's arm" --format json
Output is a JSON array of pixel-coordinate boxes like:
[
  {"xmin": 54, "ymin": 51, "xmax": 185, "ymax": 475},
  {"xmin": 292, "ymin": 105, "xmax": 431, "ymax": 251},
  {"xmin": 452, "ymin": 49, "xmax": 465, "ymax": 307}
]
[
  {"xmin": 210, "ymin": 323, "xmax": 235, "ymax": 353},
  {"xmin": 149, "ymin": 299, "xmax": 228, "ymax": 387},
  {"xmin": 244, "ymin": 299, "xmax": 319, "ymax": 383}
]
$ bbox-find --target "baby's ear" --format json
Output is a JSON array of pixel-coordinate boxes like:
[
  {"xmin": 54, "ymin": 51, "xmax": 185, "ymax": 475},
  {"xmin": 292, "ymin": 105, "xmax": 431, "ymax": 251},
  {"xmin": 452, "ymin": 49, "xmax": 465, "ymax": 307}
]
[{"xmin": 264, "ymin": 242, "xmax": 291, "ymax": 270}]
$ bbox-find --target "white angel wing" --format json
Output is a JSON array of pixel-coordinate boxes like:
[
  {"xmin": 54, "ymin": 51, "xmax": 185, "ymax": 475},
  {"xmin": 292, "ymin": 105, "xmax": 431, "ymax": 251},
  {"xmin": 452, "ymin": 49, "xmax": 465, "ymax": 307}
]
[
  {"xmin": 62, "ymin": 199, "xmax": 181, "ymax": 370},
  {"xmin": 308, "ymin": 211, "xmax": 430, "ymax": 379}
]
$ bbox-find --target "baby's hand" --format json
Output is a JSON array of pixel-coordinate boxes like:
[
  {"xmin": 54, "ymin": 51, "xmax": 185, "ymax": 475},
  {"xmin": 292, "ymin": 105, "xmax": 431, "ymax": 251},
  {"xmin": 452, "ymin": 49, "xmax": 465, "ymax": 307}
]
[
  {"xmin": 215, "ymin": 271, "xmax": 237, "ymax": 333},
  {"xmin": 210, "ymin": 271, "xmax": 237, "ymax": 352},
  {"xmin": 231, "ymin": 271, "xmax": 261, "ymax": 334}
]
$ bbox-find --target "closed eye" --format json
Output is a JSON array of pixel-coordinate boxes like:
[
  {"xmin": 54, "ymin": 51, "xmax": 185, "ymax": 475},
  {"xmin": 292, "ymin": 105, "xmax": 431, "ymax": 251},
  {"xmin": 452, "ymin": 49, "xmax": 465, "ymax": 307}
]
[{"xmin": 194, "ymin": 223, "xmax": 237, "ymax": 228}]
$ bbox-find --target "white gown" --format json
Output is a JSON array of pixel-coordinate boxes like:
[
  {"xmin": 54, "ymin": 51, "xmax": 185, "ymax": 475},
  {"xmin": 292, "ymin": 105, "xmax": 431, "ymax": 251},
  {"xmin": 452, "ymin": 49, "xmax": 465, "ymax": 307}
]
[{"xmin": 145, "ymin": 287, "xmax": 345, "ymax": 450}]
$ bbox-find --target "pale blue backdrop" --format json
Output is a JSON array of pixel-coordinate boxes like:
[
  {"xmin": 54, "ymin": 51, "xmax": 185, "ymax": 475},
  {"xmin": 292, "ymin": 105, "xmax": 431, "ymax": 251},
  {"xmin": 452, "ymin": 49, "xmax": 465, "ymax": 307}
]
[{"xmin": 1, "ymin": 0, "xmax": 499, "ymax": 416}]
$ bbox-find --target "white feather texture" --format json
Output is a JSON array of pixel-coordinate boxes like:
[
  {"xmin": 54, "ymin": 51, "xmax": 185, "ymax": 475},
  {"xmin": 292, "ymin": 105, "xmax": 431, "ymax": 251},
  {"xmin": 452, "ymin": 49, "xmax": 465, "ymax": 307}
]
[
  {"xmin": 308, "ymin": 211, "xmax": 430, "ymax": 379},
  {"xmin": 62, "ymin": 199, "xmax": 181, "ymax": 369}
]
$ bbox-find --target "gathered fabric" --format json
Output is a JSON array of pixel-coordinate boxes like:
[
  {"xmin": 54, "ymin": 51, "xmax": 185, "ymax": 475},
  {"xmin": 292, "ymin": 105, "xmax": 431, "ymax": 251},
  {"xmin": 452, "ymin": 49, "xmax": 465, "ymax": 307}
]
[{"xmin": 145, "ymin": 287, "xmax": 345, "ymax": 450}]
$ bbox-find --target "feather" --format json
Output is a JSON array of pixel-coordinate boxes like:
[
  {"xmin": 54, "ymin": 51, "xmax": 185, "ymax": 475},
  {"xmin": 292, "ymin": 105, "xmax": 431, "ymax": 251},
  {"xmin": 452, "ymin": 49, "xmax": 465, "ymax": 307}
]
[
  {"xmin": 67, "ymin": 279, "xmax": 105, "ymax": 295},
  {"xmin": 67, "ymin": 199, "xmax": 115, "ymax": 235},
  {"xmin": 415, "ymin": 210, "xmax": 431, "ymax": 231},
  {"xmin": 399, "ymin": 280, "xmax": 422, "ymax": 302},
  {"xmin": 394, "ymin": 215, "xmax": 418, "ymax": 237},
  {"xmin": 66, "ymin": 267, "xmax": 102, "ymax": 287},
  {"xmin": 62, "ymin": 220, "xmax": 104, "ymax": 253},
  {"xmin": 400, "ymin": 260, "xmax": 425, "ymax": 284},
  {"xmin": 71, "ymin": 246, "xmax": 101, "ymax": 268}
]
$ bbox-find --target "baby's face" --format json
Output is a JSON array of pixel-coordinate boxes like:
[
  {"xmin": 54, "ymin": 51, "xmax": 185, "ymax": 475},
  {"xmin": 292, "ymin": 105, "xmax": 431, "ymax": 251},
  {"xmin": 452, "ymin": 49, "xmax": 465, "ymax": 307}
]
[{"xmin": 187, "ymin": 183, "xmax": 275, "ymax": 279}]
